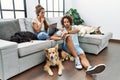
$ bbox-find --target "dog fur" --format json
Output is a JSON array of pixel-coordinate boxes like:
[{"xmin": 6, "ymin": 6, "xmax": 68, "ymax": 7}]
[
  {"xmin": 77, "ymin": 25, "xmax": 103, "ymax": 36},
  {"xmin": 44, "ymin": 44, "xmax": 74, "ymax": 76},
  {"xmin": 59, "ymin": 50, "xmax": 74, "ymax": 61},
  {"xmin": 10, "ymin": 31, "xmax": 37, "ymax": 43}
]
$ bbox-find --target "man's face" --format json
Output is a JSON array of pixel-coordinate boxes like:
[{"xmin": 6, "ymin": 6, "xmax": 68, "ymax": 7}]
[{"xmin": 63, "ymin": 18, "xmax": 70, "ymax": 28}]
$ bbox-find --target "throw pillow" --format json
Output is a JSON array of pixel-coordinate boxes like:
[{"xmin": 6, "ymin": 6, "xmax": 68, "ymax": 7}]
[
  {"xmin": 0, "ymin": 19, "xmax": 21, "ymax": 40},
  {"xmin": 24, "ymin": 18, "xmax": 34, "ymax": 33},
  {"xmin": 48, "ymin": 23, "xmax": 58, "ymax": 36}
]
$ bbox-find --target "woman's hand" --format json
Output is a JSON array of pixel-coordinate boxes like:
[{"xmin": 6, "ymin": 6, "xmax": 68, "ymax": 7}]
[
  {"xmin": 37, "ymin": 16, "xmax": 45, "ymax": 23},
  {"xmin": 41, "ymin": 17, "xmax": 45, "ymax": 23}
]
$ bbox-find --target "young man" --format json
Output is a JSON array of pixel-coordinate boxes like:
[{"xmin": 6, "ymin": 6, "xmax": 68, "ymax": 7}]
[{"xmin": 50, "ymin": 15, "xmax": 106, "ymax": 74}]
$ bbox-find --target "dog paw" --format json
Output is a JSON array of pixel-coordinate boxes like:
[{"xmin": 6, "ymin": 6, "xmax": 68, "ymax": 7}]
[
  {"xmin": 58, "ymin": 70, "xmax": 62, "ymax": 76},
  {"xmin": 61, "ymin": 59, "xmax": 64, "ymax": 61},
  {"xmin": 65, "ymin": 57, "xmax": 68, "ymax": 60},
  {"xmin": 48, "ymin": 71, "xmax": 53, "ymax": 76},
  {"xmin": 58, "ymin": 74, "xmax": 62, "ymax": 76},
  {"xmin": 70, "ymin": 56, "xmax": 74, "ymax": 61}
]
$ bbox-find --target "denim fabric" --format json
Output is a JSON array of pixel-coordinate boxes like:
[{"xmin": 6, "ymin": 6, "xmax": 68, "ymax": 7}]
[
  {"xmin": 35, "ymin": 31, "xmax": 50, "ymax": 40},
  {"xmin": 63, "ymin": 41, "xmax": 84, "ymax": 55}
]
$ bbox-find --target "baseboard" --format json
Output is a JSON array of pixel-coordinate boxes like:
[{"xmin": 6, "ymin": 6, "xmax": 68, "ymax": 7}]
[{"xmin": 110, "ymin": 39, "xmax": 120, "ymax": 43}]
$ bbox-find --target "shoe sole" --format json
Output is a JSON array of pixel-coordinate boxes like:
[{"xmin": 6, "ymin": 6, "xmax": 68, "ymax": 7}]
[
  {"xmin": 76, "ymin": 67, "xmax": 82, "ymax": 70},
  {"xmin": 86, "ymin": 64, "xmax": 106, "ymax": 74},
  {"xmin": 75, "ymin": 66, "xmax": 83, "ymax": 70}
]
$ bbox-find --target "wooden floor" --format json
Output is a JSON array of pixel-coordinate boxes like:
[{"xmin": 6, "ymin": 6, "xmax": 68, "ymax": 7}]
[{"xmin": 9, "ymin": 41, "xmax": 120, "ymax": 80}]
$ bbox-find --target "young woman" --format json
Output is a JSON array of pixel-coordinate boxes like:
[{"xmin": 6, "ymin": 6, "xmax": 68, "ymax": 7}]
[
  {"xmin": 32, "ymin": 4, "xmax": 50, "ymax": 40},
  {"xmin": 50, "ymin": 15, "xmax": 106, "ymax": 74}
]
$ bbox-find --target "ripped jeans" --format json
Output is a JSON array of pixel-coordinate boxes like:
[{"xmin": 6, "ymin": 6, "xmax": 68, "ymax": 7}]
[{"xmin": 35, "ymin": 30, "xmax": 50, "ymax": 40}]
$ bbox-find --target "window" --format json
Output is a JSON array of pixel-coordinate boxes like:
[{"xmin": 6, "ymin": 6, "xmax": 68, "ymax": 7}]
[
  {"xmin": 38, "ymin": 0, "xmax": 65, "ymax": 17},
  {"xmin": 0, "ymin": 0, "xmax": 27, "ymax": 19}
]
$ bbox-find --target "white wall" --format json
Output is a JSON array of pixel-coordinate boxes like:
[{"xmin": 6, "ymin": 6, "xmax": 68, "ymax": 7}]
[
  {"xmin": 65, "ymin": 0, "xmax": 72, "ymax": 12},
  {"xmin": 72, "ymin": 0, "xmax": 120, "ymax": 40},
  {"xmin": 26, "ymin": 0, "xmax": 38, "ymax": 18},
  {"xmin": 26, "ymin": 0, "xmax": 120, "ymax": 39}
]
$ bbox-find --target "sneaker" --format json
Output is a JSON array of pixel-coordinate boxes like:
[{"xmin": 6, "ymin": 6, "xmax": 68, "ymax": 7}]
[
  {"xmin": 75, "ymin": 57, "xmax": 82, "ymax": 69},
  {"xmin": 86, "ymin": 64, "xmax": 106, "ymax": 74}
]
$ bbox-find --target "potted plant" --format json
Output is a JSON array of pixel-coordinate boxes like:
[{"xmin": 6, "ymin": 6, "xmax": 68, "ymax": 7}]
[{"xmin": 66, "ymin": 8, "xmax": 84, "ymax": 25}]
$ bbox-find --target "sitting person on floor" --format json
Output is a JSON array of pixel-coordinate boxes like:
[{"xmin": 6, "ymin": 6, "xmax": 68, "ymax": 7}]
[{"xmin": 50, "ymin": 15, "xmax": 106, "ymax": 74}]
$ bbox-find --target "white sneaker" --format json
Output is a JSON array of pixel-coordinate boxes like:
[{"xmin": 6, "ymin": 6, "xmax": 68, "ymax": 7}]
[
  {"xmin": 86, "ymin": 64, "xmax": 106, "ymax": 74},
  {"xmin": 75, "ymin": 57, "xmax": 82, "ymax": 69}
]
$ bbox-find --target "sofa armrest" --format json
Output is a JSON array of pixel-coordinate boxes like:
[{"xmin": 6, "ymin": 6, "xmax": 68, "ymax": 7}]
[
  {"xmin": 0, "ymin": 39, "xmax": 19, "ymax": 80},
  {"xmin": 78, "ymin": 32, "xmax": 113, "ymax": 45},
  {"xmin": 78, "ymin": 32, "xmax": 113, "ymax": 55},
  {"xmin": 0, "ymin": 39, "xmax": 17, "ymax": 50},
  {"xmin": 102, "ymin": 32, "xmax": 113, "ymax": 40}
]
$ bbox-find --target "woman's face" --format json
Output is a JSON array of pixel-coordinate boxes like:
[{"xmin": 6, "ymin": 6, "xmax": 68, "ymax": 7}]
[
  {"xmin": 63, "ymin": 18, "xmax": 71, "ymax": 28},
  {"xmin": 38, "ymin": 9, "xmax": 45, "ymax": 18}
]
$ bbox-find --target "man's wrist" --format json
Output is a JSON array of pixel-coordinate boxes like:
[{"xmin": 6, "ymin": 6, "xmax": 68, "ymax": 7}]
[{"xmin": 68, "ymin": 31, "xmax": 70, "ymax": 34}]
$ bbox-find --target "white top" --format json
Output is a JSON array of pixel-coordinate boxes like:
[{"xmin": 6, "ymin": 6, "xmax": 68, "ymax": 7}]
[
  {"xmin": 56, "ymin": 25, "xmax": 79, "ymax": 45},
  {"xmin": 32, "ymin": 17, "xmax": 45, "ymax": 31}
]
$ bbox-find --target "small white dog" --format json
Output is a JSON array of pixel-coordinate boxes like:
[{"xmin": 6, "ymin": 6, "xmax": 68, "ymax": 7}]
[{"xmin": 77, "ymin": 25, "xmax": 103, "ymax": 36}]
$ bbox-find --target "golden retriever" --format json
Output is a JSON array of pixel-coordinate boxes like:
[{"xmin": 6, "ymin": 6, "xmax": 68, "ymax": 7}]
[
  {"xmin": 44, "ymin": 44, "xmax": 74, "ymax": 76},
  {"xmin": 78, "ymin": 25, "xmax": 103, "ymax": 36}
]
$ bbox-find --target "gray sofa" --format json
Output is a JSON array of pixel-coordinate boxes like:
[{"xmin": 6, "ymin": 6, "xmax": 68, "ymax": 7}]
[
  {"xmin": 0, "ymin": 18, "xmax": 112, "ymax": 80},
  {"xmin": 78, "ymin": 32, "xmax": 112, "ymax": 54}
]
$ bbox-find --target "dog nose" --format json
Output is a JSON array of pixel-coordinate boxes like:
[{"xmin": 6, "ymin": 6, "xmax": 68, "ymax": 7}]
[{"xmin": 51, "ymin": 56, "xmax": 54, "ymax": 60}]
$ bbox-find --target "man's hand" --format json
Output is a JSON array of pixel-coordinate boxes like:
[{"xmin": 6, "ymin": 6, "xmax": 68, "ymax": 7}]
[{"xmin": 61, "ymin": 31, "xmax": 68, "ymax": 39}]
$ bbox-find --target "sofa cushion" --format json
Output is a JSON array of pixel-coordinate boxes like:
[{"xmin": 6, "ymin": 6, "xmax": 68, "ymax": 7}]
[
  {"xmin": 0, "ymin": 19, "xmax": 20, "ymax": 41},
  {"xmin": 18, "ymin": 40, "xmax": 51, "ymax": 57},
  {"xmin": 78, "ymin": 32, "xmax": 113, "ymax": 45},
  {"xmin": 18, "ymin": 18, "xmax": 26, "ymax": 31},
  {"xmin": 24, "ymin": 18, "xmax": 34, "ymax": 33}
]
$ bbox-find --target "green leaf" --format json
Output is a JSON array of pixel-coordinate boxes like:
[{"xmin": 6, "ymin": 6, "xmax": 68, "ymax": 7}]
[{"xmin": 65, "ymin": 8, "xmax": 84, "ymax": 25}]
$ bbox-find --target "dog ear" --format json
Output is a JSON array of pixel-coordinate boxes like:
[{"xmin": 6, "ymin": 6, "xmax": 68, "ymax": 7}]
[
  {"xmin": 44, "ymin": 48, "xmax": 49, "ymax": 58},
  {"xmin": 98, "ymin": 26, "xmax": 101, "ymax": 29},
  {"xmin": 44, "ymin": 48, "xmax": 48, "ymax": 53},
  {"xmin": 96, "ymin": 26, "xmax": 102, "ymax": 34}
]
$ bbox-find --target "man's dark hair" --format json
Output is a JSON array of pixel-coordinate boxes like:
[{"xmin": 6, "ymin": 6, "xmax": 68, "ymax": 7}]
[{"xmin": 61, "ymin": 15, "xmax": 73, "ymax": 26}]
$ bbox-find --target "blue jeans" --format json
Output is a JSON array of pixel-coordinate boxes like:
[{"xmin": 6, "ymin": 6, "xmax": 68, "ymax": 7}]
[{"xmin": 35, "ymin": 31, "xmax": 50, "ymax": 40}]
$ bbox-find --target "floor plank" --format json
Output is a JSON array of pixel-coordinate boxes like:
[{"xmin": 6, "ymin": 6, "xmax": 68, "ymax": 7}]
[{"xmin": 8, "ymin": 41, "xmax": 120, "ymax": 80}]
